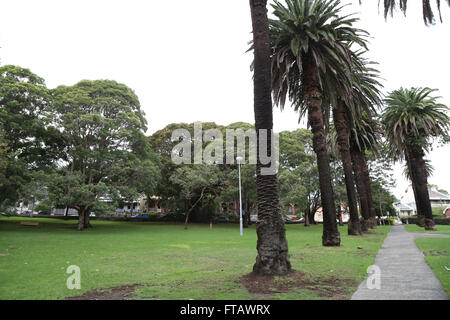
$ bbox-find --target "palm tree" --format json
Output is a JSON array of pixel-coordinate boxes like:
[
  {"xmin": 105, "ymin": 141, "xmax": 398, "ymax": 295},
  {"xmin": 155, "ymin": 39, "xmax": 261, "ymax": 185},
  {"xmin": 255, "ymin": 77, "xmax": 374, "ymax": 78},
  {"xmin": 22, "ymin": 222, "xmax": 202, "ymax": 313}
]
[
  {"xmin": 269, "ymin": 0, "xmax": 369, "ymax": 245},
  {"xmin": 249, "ymin": 0, "xmax": 291, "ymax": 275},
  {"xmin": 331, "ymin": 54, "xmax": 383, "ymax": 234},
  {"xmin": 382, "ymin": 87, "xmax": 450, "ymax": 230},
  {"xmin": 349, "ymin": 112, "xmax": 383, "ymax": 229}
]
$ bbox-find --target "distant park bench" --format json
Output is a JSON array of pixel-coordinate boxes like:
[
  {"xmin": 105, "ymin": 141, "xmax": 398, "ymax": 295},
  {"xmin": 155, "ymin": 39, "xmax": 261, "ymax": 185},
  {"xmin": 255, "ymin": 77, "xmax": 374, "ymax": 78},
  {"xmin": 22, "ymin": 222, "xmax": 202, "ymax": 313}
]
[{"xmin": 20, "ymin": 222, "xmax": 39, "ymax": 226}]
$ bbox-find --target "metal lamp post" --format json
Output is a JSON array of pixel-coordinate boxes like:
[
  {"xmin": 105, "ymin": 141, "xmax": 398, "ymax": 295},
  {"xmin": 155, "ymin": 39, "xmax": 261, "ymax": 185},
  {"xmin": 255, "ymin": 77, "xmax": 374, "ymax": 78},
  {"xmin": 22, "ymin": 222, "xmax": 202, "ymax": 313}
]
[{"xmin": 236, "ymin": 156, "xmax": 243, "ymax": 236}]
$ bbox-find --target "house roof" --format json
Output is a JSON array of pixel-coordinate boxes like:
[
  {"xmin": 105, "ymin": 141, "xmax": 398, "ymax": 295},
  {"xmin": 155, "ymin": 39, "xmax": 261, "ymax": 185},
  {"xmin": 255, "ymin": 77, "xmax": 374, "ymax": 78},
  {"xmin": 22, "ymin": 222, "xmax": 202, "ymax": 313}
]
[
  {"xmin": 395, "ymin": 202, "xmax": 414, "ymax": 211},
  {"xmin": 428, "ymin": 189, "xmax": 450, "ymax": 201}
]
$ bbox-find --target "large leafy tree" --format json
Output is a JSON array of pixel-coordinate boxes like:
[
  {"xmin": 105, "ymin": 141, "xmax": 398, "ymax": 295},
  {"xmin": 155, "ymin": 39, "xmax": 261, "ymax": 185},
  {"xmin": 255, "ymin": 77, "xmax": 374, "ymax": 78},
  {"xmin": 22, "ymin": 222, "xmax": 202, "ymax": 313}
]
[
  {"xmin": 249, "ymin": 0, "xmax": 291, "ymax": 275},
  {"xmin": 382, "ymin": 87, "xmax": 449, "ymax": 230},
  {"xmin": 148, "ymin": 122, "xmax": 224, "ymax": 212},
  {"xmin": 0, "ymin": 65, "xmax": 62, "ymax": 208},
  {"xmin": 170, "ymin": 164, "xmax": 225, "ymax": 229},
  {"xmin": 269, "ymin": 0, "xmax": 369, "ymax": 245},
  {"xmin": 51, "ymin": 80, "xmax": 161, "ymax": 230},
  {"xmin": 278, "ymin": 129, "xmax": 319, "ymax": 226},
  {"xmin": 221, "ymin": 122, "xmax": 257, "ymax": 228}
]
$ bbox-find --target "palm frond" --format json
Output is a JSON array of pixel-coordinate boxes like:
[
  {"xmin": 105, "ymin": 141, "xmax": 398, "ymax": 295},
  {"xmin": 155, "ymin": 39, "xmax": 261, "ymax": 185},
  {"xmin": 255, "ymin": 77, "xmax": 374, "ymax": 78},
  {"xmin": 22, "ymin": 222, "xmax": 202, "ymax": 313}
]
[{"xmin": 376, "ymin": 0, "xmax": 449, "ymax": 25}]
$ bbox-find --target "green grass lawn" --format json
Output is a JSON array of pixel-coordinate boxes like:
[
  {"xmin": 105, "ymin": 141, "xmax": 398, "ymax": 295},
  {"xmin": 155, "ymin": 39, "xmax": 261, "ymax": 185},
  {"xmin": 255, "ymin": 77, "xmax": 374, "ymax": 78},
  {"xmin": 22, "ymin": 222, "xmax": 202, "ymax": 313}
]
[
  {"xmin": 404, "ymin": 224, "xmax": 450, "ymax": 298},
  {"xmin": 404, "ymin": 224, "xmax": 450, "ymax": 235},
  {"xmin": 413, "ymin": 238, "xmax": 450, "ymax": 299},
  {"xmin": 0, "ymin": 217, "xmax": 391, "ymax": 300}
]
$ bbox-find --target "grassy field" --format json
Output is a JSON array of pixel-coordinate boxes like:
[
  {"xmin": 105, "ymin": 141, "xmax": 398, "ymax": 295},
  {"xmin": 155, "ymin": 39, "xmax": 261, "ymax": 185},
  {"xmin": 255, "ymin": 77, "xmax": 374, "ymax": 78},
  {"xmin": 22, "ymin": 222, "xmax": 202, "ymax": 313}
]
[
  {"xmin": 0, "ymin": 217, "xmax": 391, "ymax": 300},
  {"xmin": 405, "ymin": 224, "xmax": 450, "ymax": 298},
  {"xmin": 404, "ymin": 224, "xmax": 450, "ymax": 235}
]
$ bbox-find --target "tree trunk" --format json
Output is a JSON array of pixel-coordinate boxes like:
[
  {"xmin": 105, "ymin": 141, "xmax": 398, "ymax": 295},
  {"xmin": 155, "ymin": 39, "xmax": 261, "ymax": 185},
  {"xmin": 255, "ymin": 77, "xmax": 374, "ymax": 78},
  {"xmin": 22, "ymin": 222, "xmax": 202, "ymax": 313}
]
[
  {"xmin": 333, "ymin": 102, "xmax": 363, "ymax": 235},
  {"xmin": 77, "ymin": 207, "xmax": 86, "ymax": 231},
  {"xmin": 304, "ymin": 202, "xmax": 310, "ymax": 227},
  {"xmin": 405, "ymin": 148, "xmax": 425, "ymax": 227},
  {"xmin": 184, "ymin": 188, "xmax": 206, "ymax": 230},
  {"xmin": 405, "ymin": 145, "xmax": 435, "ymax": 230},
  {"xmin": 304, "ymin": 54, "xmax": 340, "ymax": 246},
  {"xmin": 250, "ymin": 0, "xmax": 291, "ymax": 276},
  {"xmin": 77, "ymin": 206, "xmax": 92, "ymax": 231},
  {"xmin": 353, "ymin": 148, "xmax": 377, "ymax": 229},
  {"xmin": 350, "ymin": 146, "xmax": 371, "ymax": 231},
  {"xmin": 83, "ymin": 209, "xmax": 92, "ymax": 229}
]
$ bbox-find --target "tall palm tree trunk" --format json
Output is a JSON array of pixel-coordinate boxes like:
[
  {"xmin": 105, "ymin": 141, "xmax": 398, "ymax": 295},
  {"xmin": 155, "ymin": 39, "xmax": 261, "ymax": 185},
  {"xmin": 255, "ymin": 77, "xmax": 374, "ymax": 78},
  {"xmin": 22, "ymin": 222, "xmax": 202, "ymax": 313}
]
[
  {"xmin": 333, "ymin": 102, "xmax": 364, "ymax": 234},
  {"xmin": 352, "ymin": 148, "xmax": 377, "ymax": 228},
  {"xmin": 405, "ymin": 144, "xmax": 435, "ymax": 230},
  {"xmin": 304, "ymin": 54, "xmax": 340, "ymax": 246},
  {"xmin": 405, "ymin": 149, "xmax": 425, "ymax": 227},
  {"xmin": 249, "ymin": 0, "xmax": 291, "ymax": 275},
  {"xmin": 350, "ymin": 146, "xmax": 371, "ymax": 230}
]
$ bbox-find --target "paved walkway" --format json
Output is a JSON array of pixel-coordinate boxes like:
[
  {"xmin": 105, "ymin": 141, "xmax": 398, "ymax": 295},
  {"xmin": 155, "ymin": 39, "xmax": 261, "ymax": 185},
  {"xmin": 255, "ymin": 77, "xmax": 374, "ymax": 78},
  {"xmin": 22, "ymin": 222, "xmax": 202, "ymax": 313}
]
[{"xmin": 352, "ymin": 225, "xmax": 448, "ymax": 300}]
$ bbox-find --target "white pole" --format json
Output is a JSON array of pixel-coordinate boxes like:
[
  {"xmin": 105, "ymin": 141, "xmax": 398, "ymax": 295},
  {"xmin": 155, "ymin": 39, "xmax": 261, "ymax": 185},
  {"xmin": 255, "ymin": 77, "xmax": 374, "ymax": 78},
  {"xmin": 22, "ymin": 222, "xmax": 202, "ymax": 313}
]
[{"xmin": 238, "ymin": 160, "xmax": 243, "ymax": 236}]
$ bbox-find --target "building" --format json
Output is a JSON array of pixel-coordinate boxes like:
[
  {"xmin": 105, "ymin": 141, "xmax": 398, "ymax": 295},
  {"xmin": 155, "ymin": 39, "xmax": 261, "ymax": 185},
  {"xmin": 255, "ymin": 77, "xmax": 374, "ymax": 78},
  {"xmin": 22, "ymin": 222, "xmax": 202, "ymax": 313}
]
[
  {"xmin": 313, "ymin": 204, "xmax": 349, "ymax": 223},
  {"xmin": 443, "ymin": 207, "xmax": 450, "ymax": 218},
  {"xmin": 398, "ymin": 185, "xmax": 450, "ymax": 213},
  {"xmin": 394, "ymin": 202, "xmax": 414, "ymax": 217},
  {"xmin": 428, "ymin": 188, "xmax": 450, "ymax": 207}
]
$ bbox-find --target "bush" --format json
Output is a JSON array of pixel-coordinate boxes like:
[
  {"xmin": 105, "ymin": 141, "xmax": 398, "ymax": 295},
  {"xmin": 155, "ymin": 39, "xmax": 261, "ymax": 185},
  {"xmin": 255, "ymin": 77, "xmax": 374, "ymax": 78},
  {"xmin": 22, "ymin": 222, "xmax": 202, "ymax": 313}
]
[
  {"xmin": 158, "ymin": 211, "xmax": 186, "ymax": 222},
  {"xmin": 432, "ymin": 205, "xmax": 448, "ymax": 216},
  {"xmin": 35, "ymin": 200, "xmax": 53, "ymax": 215}
]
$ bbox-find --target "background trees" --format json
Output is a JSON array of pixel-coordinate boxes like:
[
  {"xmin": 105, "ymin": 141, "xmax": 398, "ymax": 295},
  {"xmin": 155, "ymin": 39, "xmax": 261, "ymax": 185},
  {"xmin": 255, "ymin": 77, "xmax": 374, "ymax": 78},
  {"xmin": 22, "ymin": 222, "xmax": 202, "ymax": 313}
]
[
  {"xmin": 50, "ymin": 80, "xmax": 161, "ymax": 230},
  {"xmin": 0, "ymin": 65, "xmax": 62, "ymax": 209},
  {"xmin": 382, "ymin": 87, "xmax": 449, "ymax": 230}
]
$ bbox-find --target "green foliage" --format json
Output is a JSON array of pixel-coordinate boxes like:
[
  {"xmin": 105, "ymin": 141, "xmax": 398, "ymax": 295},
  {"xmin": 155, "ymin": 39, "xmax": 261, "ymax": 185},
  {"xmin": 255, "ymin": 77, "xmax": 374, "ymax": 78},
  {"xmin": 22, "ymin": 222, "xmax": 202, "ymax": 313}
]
[
  {"xmin": 49, "ymin": 80, "xmax": 161, "ymax": 214},
  {"xmin": 278, "ymin": 129, "xmax": 318, "ymax": 212},
  {"xmin": 432, "ymin": 205, "xmax": 448, "ymax": 216},
  {"xmin": 0, "ymin": 65, "xmax": 61, "ymax": 207},
  {"xmin": 35, "ymin": 200, "xmax": 53, "ymax": 215},
  {"xmin": 366, "ymin": 149, "xmax": 397, "ymax": 217},
  {"xmin": 269, "ymin": 0, "xmax": 369, "ymax": 116},
  {"xmin": 0, "ymin": 137, "xmax": 8, "ymax": 188}
]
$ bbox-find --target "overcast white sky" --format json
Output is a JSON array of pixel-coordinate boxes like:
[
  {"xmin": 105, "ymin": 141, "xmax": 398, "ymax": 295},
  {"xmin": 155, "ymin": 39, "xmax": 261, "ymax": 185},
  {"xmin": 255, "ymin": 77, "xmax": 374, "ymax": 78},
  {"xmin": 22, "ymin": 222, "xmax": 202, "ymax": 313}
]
[{"xmin": 0, "ymin": 0, "xmax": 449, "ymax": 201}]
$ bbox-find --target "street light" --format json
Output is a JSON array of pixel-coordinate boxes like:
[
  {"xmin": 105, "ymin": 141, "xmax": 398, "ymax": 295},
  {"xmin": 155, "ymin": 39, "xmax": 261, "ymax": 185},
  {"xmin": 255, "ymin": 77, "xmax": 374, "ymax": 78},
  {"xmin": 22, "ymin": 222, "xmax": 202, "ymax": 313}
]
[{"xmin": 236, "ymin": 156, "xmax": 244, "ymax": 236}]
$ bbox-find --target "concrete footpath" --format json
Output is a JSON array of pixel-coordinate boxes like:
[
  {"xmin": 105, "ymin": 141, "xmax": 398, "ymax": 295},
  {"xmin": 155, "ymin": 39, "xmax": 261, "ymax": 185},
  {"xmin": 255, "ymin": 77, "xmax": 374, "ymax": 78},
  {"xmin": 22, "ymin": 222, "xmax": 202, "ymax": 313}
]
[{"xmin": 352, "ymin": 225, "xmax": 448, "ymax": 300}]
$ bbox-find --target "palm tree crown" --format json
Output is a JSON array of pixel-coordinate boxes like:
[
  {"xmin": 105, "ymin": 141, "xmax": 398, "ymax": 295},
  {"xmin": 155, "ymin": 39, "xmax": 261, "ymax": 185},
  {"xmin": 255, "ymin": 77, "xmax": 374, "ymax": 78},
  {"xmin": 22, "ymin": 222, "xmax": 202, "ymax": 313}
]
[
  {"xmin": 270, "ymin": 0, "xmax": 369, "ymax": 114},
  {"xmin": 382, "ymin": 87, "xmax": 449, "ymax": 158}
]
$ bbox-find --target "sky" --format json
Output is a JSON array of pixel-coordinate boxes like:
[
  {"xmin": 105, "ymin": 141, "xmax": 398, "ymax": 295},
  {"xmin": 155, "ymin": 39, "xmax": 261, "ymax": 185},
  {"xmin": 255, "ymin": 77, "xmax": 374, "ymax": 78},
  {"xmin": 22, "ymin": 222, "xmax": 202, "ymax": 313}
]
[{"xmin": 0, "ymin": 0, "xmax": 449, "ymax": 201}]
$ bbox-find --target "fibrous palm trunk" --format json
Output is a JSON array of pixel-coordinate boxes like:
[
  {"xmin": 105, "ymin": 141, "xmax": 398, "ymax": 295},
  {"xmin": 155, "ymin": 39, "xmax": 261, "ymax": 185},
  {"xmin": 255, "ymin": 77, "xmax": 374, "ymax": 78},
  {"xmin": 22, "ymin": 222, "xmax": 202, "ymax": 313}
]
[
  {"xmin": 250, "ymin": 0, "xmax": 291, "ymax": 275},
  {"xmin": 303, "ymin": 54, "xmax": 340, "ymax": 246},
  {"xmin": 333, "ymin": 102, "xmax": 363, "ymax": 234},
  {"xmin": 405, "ymin": 145, "xmax": 435, "ymax": 230},
  {"xmin": 361, "ymin": 154, "xmax": 377, "ymax": 228},
  {"xmin": 405, "ymin": 149, "xmax": 425, "ymax": 227},
  {"xmin": 350, "ymin": 146, "xmax": 371, "ymax": 230}
]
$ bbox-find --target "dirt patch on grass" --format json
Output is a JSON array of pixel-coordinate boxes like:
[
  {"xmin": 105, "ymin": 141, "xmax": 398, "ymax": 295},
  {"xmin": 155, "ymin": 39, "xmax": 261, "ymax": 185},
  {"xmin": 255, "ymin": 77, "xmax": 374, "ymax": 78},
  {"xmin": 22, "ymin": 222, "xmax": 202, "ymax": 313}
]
[
  {"xmin": 239, "ymin": 271, "xmax": 356, "ymax": 300},
  {"xmin": 66, "ymin": 284, "xmax": 140, "ymax": 300}
]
